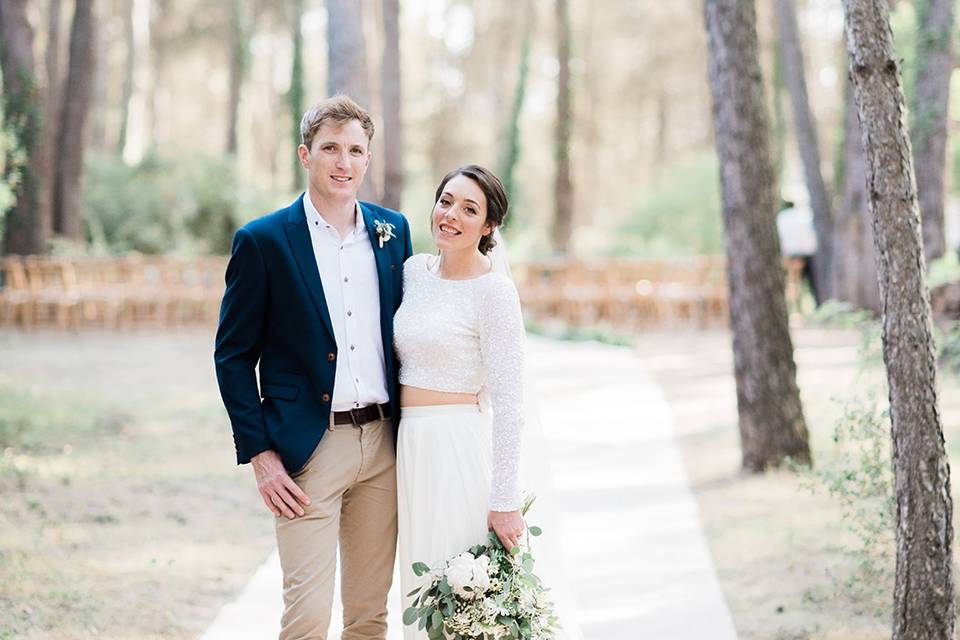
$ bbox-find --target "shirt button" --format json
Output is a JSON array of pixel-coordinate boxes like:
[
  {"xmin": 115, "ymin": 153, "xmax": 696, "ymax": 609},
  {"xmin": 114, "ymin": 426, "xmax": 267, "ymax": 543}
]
[
  {"xmin": 347, "ymin": 310, "xmax": 352, "ymax": 317},
  {"xmin": 322, "ymin": 393, "xmax": 331, "ymax": 402},
  {"xmin": 344, "ymin": 277, "xmax": 349, "ymax": 283},
  {"xmin": 355, "ymin": 378, "xmax": 359, "ymax": 383},
  {"xmin": 350, "ymin": 345, "xmax": 355, "ymax": 351},
  {"xmin": 327, "ymin": 352, "xmax": 336, "ymax": 361}
]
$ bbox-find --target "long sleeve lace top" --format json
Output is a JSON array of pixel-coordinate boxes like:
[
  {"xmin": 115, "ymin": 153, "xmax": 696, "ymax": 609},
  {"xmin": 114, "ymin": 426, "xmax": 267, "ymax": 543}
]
[{"xmin": 394, "ymin": 253, "xmax": 524, "ymax": 511}]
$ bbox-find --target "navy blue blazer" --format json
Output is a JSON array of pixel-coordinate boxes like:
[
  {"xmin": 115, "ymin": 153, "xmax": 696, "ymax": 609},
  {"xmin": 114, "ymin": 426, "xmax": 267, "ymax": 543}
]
[{"xmin": 214, "ymin": 195, "xmax": 413, "ymax": 474}]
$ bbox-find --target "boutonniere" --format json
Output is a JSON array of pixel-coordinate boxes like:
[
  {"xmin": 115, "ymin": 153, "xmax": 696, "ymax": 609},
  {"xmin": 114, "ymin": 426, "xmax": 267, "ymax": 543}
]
[{"xmin": 373, "ymin": 220, "xmax": 396, "ymax": 248}]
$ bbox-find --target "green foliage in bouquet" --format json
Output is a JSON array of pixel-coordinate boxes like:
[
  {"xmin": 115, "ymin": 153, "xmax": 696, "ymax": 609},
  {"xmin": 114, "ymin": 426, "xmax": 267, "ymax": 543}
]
[{"xmin": 403, "ymin": 496, "xmax": 559, "ymax": 640}]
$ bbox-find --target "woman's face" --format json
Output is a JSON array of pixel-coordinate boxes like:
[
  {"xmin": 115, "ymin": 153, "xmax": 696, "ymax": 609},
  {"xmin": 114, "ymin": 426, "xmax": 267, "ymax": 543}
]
[{"xmin": 431, "ymin": 174, "xmax": 493, "ymax": 253}]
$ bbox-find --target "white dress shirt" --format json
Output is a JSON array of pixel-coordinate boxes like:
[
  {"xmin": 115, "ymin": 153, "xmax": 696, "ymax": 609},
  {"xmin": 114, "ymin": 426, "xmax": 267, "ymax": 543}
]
[{"xmin": 303, "ymin": 193, "xmax": 389, "ymax": 412}]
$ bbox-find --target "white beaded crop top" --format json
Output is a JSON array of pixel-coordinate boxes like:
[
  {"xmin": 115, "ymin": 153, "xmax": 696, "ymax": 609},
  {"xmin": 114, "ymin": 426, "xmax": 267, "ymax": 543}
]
[{"xmin": 394, "ymin": 253, "xmax": 525, "ymax": 511}]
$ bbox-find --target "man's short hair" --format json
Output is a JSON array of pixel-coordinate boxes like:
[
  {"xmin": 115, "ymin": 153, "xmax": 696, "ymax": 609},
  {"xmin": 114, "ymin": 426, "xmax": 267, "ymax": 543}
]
[{"xmin": 300, "ymin": 95, "xmax": 375, "ymax": 151}]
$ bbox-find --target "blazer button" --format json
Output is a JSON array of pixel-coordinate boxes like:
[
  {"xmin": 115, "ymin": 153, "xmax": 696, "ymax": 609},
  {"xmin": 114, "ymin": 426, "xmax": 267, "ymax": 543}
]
[
  {"xmin": 327, "ymin": 352, "xmax": 336, "ymax": 361},
  {"xmin": 322, "ymin": 393, "xmax": 331, "ymax": 402}
]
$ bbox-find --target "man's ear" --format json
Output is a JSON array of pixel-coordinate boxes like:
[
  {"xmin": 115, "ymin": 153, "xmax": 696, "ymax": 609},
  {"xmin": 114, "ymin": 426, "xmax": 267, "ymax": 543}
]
[{"xmin": 297, "ymin": 144, "xmax": 310, "ymax": 169}]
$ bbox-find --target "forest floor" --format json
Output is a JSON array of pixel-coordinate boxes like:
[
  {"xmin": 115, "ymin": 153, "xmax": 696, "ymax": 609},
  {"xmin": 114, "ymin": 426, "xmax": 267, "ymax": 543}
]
[
  {"xmin": 2, "ymin": 323, "xmax": 959, "ymax": 639},
  {"xmin": 637, "ymin": 323, "xmax": 960, "ymax": 640},
  {"xmin": 0, "ymin": 328, "xmax": 271, "ymax": 640}
]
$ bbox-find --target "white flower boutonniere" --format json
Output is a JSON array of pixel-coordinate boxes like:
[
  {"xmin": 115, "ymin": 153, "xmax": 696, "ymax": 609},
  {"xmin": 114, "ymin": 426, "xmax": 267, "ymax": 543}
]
[{"xmin": 373, "ymin": 220, "xmax": 396, "ymax": 248}]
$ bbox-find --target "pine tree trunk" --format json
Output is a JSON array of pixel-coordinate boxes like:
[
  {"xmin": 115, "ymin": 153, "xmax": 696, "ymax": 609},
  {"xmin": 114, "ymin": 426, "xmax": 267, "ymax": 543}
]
[
  {"xmin": 225, "ymin": 0, "xmax": 247, "ymax": 156},
  {"xmin": 704, "ymin": 0, "xmax": 812, "ymax": 472},
  {"xmin": 289, "ymin": 0, "xmax": 304, "ymax": 192},
  {"xmin": 841, "ymin": 2, "xmax": 955, "ymax": 638},
  {"xmin": 0, "ymin": 0, "xmax": 45, "ymax": 255},
  {"xmin": 116, "ymin": 0, "xmax": 135, "ymax": 154},
  {"xmin": 909, "ymin": 0, "xmax": 953, "ymax": 262},
  {"xmin": 54, "ymin": 0, "xmax": 96, "ymax": 242},
  {"xmin": 326, "ymin": 0, "xmax": 376, "ymax": 202},
  {"xmin": 380, "ymin": 0, "xmax": 402, "ymax": 211},
  {"xmin": 774, "ymin": 0, "xmax": 833, "ymax": 302},
  {"xmin": 552, "ymin": 0, "xmax": 574, "ymax": 256},
  {"xmin": 833, "ymin": 75, "xmax": 881, "ymax": 312},
  {"xmin": 497, "ymin": 0, "xmax": 534, "ymax": 211}
]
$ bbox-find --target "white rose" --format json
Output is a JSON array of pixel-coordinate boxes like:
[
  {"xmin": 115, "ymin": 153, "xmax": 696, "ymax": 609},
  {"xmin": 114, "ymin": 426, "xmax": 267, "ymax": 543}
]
[{"xmin": 445, "ymin": 553, "xmax": 479, "ymax": 599}]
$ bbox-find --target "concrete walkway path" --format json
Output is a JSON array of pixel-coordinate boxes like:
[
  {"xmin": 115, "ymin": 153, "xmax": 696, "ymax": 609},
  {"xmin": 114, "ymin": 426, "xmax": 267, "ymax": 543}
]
[{"xmin": 201, "ymin": 337, "xmax": 738, "ymax": 639}]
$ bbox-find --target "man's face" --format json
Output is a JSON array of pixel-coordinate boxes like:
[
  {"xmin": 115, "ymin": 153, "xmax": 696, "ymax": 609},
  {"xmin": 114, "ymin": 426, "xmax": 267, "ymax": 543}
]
[{"xmin": 298, "ymin": 119, "xmax": 371, "ymax": 203}]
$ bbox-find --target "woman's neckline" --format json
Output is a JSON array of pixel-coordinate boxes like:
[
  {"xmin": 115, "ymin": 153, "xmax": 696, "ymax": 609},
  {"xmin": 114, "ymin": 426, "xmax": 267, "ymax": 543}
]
[{"xmin": 424, "ymin": 253, "xmax": 495, "ymax": 282}]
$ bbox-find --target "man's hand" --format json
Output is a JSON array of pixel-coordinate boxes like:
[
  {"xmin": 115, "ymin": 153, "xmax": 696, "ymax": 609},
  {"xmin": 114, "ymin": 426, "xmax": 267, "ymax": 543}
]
[
  {"xmin": 488, "ymin": 509, "xmax": 525, "ymax": 552},
  {"xmin": 251, "ymin": 450, "xmax": 311, "ymax": 519}
]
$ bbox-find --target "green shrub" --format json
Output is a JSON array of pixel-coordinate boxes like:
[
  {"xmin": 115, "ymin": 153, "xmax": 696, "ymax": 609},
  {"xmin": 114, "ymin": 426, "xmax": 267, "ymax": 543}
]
[
  {"xmin": 83, "ymin": 153, "xmax": 283, "ymax": 255},
  {"xmin": 613, "ymin": 152, "xmax": 723, "ymax": 257}
]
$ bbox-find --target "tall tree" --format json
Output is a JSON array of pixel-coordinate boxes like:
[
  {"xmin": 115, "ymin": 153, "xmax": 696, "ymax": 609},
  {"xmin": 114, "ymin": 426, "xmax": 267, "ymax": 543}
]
[
  {"xmin": 0, "ymin": 0, "xmax": 45, "ymax": 255},
  {"xmin": 833, "ymin": 75, "xmax": 881, "ymax": 312},
  {"xmin": 226, "ymin": 0, "xmax": 257, "ymax": 156},
  {"xmin": 552, "ymin": 0, "xmax": 574, "ymax": 255},
  {"xmin": 497, "ymin": 0, "xmax": 534, "ymax": 212},
  {"xmin": 37, "ymin": 0, "xmax": 63, "ymax": 248},
  {"xmin": 380, "ymin": 0, "xmax": 402, "ymax": 211},
  {"xmin": 118, "ymin": 0, "xmax": 152, "ymax": 164},
  {"xmin": 289, "ymin": 0, "xmax": 304, "ymax": 191},
  {"xmin": 773, "ymin": 0, "xmax": 834, "ymax": 303},
  {"xmin": 908, "ymin": 0, "xmax": 954, "ymax": 262},
  {"xmin": 704, "ymin": 0, "xmax": 812, "ymax": 472},
  {"xmin": 54, "ymin": 0, "xmax": 96, "ymax": 241},
  {"xmin": 116, "ymin": 0, "xmax": 135, "ymax": 154},
  {"xmin": 326, "ymin": 0, "xmax": 375, "ymax": 201},
  {"xmin": 843, "ymin": 1, "xmax": 955, "ymax": 637}
]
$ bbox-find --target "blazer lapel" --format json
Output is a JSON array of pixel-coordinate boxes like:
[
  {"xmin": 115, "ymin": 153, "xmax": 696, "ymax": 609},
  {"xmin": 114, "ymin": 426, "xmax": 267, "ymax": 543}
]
[
  {"xmin": 360, "ymin": 202, "xmax": 395, "ymax": 356},
  {"xmin": 284, "ymin": 195, "xmax": 336, "ymax": 341}
]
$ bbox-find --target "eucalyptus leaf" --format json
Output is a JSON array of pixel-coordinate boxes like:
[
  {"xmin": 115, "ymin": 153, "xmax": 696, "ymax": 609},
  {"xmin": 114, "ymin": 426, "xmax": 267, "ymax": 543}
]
[
  {"xmin": 402, "ymin": 607, "xmax": 418, "ymax": 626},
  {"xmin": 412, "ymin": 562, "xmax": 431, "ymax": 577}
]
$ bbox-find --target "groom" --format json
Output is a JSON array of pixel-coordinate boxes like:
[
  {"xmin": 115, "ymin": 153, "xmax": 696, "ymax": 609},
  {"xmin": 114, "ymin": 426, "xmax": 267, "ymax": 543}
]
[{"xmin": 215, "ymin": 95, "xmax": 412, "ymax": 639}]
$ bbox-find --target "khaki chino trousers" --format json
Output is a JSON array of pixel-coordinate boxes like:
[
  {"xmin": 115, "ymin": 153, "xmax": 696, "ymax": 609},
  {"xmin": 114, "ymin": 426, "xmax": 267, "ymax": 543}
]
[{"xmin": 275, "ymin": 417, "xmax": 397, "ymax": 640}]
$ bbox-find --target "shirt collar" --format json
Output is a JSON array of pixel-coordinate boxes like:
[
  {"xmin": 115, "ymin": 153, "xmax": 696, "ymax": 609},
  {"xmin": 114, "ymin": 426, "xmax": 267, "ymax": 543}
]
[{"xmin": 303, "ymin": 192, "xmax": 366, "ymax": 235}]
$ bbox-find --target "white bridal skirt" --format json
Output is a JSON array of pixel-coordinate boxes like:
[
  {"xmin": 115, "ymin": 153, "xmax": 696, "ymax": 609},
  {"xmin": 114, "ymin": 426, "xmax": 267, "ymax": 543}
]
[
  {"xmin": 396, "ymin": 404, "xmax": 582, "ymax": 640},
  {"xmin": 397, "ymin": 404, "xmax": 492, "ymax": 640}
]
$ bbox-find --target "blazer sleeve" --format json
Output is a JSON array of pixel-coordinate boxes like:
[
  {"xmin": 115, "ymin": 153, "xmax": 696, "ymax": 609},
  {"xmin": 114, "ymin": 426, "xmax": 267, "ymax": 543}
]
[{"xmin": 214, "ymin": 227, "xmax": 272, "ymax": 464}]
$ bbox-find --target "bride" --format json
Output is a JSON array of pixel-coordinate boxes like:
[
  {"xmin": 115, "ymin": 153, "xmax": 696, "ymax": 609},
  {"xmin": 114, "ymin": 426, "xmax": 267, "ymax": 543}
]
[{"xmin": 393, "ymin": 165, "xmax": 579, "ymax": 640}]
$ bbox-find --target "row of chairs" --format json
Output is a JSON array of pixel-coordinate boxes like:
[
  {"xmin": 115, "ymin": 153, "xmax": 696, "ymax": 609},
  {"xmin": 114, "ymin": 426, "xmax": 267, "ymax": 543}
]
[
  {"xmin": 0, "ymin": 254, "xmax": 804, "ymax": 332},
  {"xmin": 0, "ymin": 256, "xmax": 228, "ymax": 330},
  {"xmin": 514, "ymin": 257, "xmax": 805, "ymax": 330}
]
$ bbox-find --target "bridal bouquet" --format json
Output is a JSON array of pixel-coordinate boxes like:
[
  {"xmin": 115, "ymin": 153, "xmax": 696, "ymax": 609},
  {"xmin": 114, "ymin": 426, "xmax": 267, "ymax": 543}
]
[{"xmin": 403, "ymin": 497, "xmax": 559, "ymax": 640}]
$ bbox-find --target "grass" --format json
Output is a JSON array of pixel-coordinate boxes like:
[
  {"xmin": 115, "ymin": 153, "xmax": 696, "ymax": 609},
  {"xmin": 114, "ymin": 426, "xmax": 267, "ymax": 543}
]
[{"xmin": 0, "ymin": 329, "xmax": 274, "ymax": 640}]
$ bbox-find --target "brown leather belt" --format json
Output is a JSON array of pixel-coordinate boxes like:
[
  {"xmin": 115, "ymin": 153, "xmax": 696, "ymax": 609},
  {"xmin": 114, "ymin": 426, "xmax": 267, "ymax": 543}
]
[{"xmin": 332, "ymin": 403, "xmax": 390, "ymax": 426}]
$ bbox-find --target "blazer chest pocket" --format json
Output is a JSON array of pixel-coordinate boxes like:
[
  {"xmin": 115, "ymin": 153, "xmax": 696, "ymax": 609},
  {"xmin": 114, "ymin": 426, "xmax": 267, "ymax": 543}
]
[{"xmin": 260, "ymin": 383, "xmax": 299, "ymax": 401}]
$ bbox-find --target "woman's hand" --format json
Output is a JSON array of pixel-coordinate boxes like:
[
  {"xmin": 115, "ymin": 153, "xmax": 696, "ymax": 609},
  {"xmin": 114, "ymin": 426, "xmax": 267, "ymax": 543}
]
[{"xmin": 488, "ymin": 509, "xmax": 525, "ymax": 552}]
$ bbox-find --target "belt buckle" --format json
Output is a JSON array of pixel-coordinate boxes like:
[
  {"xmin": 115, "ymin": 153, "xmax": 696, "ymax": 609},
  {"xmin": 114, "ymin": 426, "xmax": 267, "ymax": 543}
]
[{"xmin": 348, "ymin": 407, "xmax": 363, "ymax": 426}]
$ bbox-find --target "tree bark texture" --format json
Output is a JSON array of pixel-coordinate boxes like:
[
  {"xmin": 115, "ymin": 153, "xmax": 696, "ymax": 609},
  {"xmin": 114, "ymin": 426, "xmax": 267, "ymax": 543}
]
[
  {"xmin": 0, "ymin": 0, "xmax": 45, "ymax": 255},
  {"xmin": 833, "ymin": 75, "xmax": 881, "ymax": 312},
  {"xmin": 774, "ymin": 0, "xmax": 834, "ymax": 302},
  {"xmin": 704, "ymin": 0, "xmax": 812, "ymax": 472},
  {"xmin": 380, "ymin": 0, "xmax": 402, "ymax": 211},
  {"xmin": 54, "ymin": 0, "xmax": 96, "ymax": 241},
  {"xmin": 552, "ymin": 0, "xmax": 574, "ymax": 256},
  {"xmin": 842, "ymin": 2, "xmax": 955, "ymax": 638},
  {"xmin": 908, "ymin": 0, "xmax": 953, "ymax": 262},
  {"xmin": 325, "ymin": 0, "xmax": 375, "ymax": 202}
]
